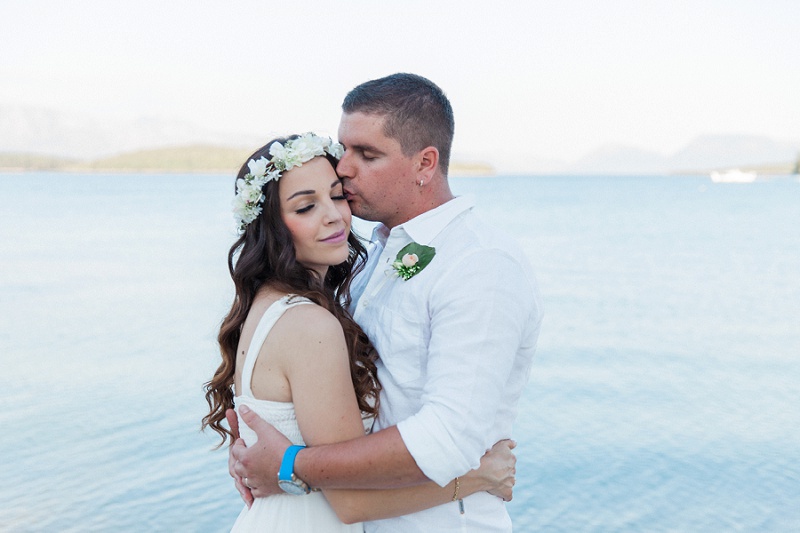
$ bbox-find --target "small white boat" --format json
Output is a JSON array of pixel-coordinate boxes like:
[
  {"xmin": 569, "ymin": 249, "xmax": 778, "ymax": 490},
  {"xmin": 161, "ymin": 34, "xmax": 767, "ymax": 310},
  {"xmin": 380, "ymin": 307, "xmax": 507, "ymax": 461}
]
[{"xmin": 710, "ymin": 168, "xmax": 757, "ymax": 183}]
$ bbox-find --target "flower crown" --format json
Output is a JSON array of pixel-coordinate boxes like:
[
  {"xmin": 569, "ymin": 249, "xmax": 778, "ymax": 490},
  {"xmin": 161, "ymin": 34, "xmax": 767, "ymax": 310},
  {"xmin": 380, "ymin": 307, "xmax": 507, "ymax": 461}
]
[{"xmin": 233, "ymin": 133, "xmax": 345, "ymax": 233}]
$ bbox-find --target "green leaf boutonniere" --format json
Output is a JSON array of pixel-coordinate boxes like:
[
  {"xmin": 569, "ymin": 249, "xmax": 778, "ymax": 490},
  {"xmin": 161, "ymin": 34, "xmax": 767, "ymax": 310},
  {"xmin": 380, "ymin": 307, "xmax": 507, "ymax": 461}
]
[{"xmin": 391, "ymin": 242, "xmax": 436, "ymax": 281}]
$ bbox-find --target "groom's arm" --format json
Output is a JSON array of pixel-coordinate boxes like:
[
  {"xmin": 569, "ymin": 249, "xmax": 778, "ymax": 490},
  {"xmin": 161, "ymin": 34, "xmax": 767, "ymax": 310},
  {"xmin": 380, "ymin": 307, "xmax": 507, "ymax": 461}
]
[
  {"xmin": 231, "ymin": 250, "xmax": 539, "ymax": 495},
  {"xmin": 297, "ymin": 425, "xmax": 427, "ymax": 488},
  {"xmin": 231, "ymin": 407, "xmax": 428, "ymax": 497}
]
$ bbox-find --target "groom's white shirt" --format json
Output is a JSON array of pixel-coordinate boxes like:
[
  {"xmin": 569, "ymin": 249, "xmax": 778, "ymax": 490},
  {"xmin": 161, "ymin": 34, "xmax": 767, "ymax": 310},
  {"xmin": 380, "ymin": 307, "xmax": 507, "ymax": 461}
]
[{"xmin": 351, "ymin": 195, "xmax": 543, "ymax": 532}]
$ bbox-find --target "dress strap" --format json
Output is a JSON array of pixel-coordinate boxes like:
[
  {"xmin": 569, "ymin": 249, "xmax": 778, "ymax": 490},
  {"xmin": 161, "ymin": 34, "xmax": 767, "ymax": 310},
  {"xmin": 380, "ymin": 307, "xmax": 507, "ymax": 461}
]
[{"xmin": 240, "ymin": 295, "xmax": 314, "ymax": 398}]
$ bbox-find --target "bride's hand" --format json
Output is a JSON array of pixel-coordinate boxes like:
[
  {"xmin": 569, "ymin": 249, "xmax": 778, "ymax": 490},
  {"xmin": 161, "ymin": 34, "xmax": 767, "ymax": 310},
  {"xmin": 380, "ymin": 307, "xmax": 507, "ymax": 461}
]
[{"xmin": 465, "ymin": 439, "xmax": 517, "ymax": 501}]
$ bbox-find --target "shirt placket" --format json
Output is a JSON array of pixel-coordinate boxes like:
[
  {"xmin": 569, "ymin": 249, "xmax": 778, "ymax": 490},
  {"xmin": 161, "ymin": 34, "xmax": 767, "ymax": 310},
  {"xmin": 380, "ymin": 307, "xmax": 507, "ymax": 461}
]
[{"xmin": 355, "ymin": 231, "xmax": 409, "ymax": 314}]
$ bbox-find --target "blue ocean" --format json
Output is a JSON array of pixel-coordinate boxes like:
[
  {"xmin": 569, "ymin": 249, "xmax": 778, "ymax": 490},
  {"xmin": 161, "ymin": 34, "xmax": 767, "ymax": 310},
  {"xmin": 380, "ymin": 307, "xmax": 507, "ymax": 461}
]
[{"xmin": 1, "ymin": 173, "xmax": 798, "ymax": 532}]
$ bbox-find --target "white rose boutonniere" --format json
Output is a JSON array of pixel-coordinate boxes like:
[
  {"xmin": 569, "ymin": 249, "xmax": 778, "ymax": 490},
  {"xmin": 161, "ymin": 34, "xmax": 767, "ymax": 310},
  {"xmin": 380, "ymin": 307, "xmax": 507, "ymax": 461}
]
[{"xmin": 391, "ymin": 242, "xmax": 436, "ymax": 281}]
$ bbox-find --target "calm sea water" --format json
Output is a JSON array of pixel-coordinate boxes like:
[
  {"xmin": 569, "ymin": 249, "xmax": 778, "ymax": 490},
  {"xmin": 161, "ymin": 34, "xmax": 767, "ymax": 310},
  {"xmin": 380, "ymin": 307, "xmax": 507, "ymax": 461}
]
[{"xmin": 1, "ymin": 173, "xmax": 799, "ymax": 532}]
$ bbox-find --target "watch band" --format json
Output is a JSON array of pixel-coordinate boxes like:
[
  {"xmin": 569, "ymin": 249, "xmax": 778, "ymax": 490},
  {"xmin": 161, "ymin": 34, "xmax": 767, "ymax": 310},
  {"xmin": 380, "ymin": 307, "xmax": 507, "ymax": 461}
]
[{"xmin": 278, "ymin": 445, "xmax": 307, "ymax": 481}]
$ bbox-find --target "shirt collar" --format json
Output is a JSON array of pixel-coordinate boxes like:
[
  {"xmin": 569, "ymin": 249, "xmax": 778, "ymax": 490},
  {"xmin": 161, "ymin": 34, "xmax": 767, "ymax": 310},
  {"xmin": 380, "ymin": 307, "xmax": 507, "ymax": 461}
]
[{"xmin": 373, "ymin": 194, "xmax": 474, "ymax": 246}]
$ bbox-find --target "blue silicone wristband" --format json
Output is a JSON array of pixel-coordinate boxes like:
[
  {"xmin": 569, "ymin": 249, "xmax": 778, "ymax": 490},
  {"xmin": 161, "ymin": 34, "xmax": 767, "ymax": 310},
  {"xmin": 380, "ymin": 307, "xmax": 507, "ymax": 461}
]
[{"xmin": 278, "ymin": 445, "xmax": 307, "ymax": 481}]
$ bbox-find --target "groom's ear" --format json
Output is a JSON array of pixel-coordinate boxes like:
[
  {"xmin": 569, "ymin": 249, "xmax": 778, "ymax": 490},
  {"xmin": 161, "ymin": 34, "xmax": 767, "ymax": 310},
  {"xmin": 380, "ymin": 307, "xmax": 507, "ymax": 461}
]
[{"xmin": 417, "ymin": 146, "xmax": 439, "ymax": 180}]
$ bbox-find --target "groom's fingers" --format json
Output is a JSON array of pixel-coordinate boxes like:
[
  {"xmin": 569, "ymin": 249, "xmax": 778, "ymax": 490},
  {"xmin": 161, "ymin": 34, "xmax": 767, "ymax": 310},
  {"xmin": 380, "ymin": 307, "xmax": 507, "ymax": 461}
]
[
  {"xmin": 229, "ymin": 438, "xmax": 254, "ymax": 507},
  {"xmin": 237, "ymin": 404, "xmax": 280, "ymax": 439},
  {"xmin": 231, "ymin": 439, "xmax": 248, "ymax": 477},
  {"xmin": 231, "ymin": 439, "xmax": 255, "ymax": 485},
  {"xmin": 237, "ymin": 404, "xmax": 261, "ymax": 430},
  {"xmin": 232, "ymin": 439, "xmax": 255, "ymax": 507},
  {"xmin": 234, "ymin": 476, "xmax": 255, "ymax": 508},
  {"xmin": 226, "ymin": 408, "xmax": 241, "ymax": 440},
  {"xmin": 229, "ymin": 438, "xmax": 242, "ymax": 473}
]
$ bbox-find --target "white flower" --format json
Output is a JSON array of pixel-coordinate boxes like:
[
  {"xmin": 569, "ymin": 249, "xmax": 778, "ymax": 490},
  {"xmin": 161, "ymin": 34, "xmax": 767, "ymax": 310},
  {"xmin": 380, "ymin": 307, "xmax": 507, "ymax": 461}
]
[
  {"xmin": 241, "ymin": 184, "xmax": 263, "ymax": 204},
  {"xmin": 247, "ymin": 156, "xmax": 269, "ymax": 178},
  {"xmin": 281, "ymin": 135, "xmax": 323, "ymax": 171},
  {"xmin": 232, "ymin": 176, "xmax": 268, "ymax": 230},
  {"xmin": 282, "ymin": 152, "xmax": 304, "ymax": 171},
  {"xmin": 232, "ymin": 193, "xmax": 263, "ymax": 231},
  {"xmin": 246, "ymin": 175, "xmax": 269, "ymax": 198},
  {"xmin": 402, "ymin": 253, "xmax": 419, "ymax": 267},
  {"xmin": 294, "ymin": 134, "xmax": 326, "ymax": 156},
  {"xmin": 268, "ymin": 141, "xmax": 287, "ymax": 161},
  {"xmin": 328, "ymin": 142, "xmax": 344, "ymax": 159}
]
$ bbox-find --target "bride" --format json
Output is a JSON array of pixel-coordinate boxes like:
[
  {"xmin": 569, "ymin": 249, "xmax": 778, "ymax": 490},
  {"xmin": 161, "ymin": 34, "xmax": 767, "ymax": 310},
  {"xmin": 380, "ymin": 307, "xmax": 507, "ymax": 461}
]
[{"xmin": 203, "ymin": 133, "xmax": 514, "ymax": 531}]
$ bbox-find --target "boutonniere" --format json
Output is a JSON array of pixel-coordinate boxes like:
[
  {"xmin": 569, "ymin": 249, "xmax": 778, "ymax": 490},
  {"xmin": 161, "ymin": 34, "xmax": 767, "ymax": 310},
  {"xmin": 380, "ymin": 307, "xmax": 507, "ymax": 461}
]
[{"xmin": 391, "ymin": 242, "xmax": 436, "ymax": 281}]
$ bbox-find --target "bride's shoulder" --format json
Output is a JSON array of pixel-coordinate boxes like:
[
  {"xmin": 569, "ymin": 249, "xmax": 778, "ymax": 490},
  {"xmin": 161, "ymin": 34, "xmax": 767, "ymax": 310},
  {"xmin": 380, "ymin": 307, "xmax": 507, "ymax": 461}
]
[
  {"xmin": 274, "ymin": 297, "xmax": 344, "ymax": 345},
  {"xmin": 269, "ymin": 302, "xmax": 348, "ymax": 368}
]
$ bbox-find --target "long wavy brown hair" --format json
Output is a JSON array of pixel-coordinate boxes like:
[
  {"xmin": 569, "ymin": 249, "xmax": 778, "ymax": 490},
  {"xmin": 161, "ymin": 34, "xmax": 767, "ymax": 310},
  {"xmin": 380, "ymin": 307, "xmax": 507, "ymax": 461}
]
[{"xmin": 202, "ymin": 135, "xmax": 381, "ymax": 446}]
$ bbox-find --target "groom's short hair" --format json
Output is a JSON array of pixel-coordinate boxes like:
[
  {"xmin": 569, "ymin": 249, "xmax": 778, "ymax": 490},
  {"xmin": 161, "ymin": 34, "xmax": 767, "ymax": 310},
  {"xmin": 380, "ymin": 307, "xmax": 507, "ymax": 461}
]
[{"xmin": 342, "ymin": 73, "xmax": 454, "ymax": 175}]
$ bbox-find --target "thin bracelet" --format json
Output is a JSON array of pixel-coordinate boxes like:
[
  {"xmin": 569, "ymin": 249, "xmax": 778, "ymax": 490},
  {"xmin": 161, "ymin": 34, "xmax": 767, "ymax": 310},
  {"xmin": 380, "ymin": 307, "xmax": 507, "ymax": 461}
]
[{"xmin": 451, "ymin": 477, "xmax": 461, "ymax": 501}]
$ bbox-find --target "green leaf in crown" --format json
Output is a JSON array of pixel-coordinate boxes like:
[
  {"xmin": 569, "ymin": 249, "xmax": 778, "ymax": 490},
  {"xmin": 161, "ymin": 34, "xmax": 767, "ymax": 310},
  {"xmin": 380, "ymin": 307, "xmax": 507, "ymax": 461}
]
[{"xmin": 391, "ymin": 242, "xmax": 436, "ymax": 281}]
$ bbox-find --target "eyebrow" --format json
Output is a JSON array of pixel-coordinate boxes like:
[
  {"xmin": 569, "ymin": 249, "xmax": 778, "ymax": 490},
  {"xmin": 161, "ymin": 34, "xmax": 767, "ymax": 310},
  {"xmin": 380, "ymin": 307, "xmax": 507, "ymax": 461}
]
[
  {"xmin": 348, "ymin": 143, "xmax": 385, "ymax": 155},
  {"xmin": 286, "ymin": 180, "xmax": 341, "ymax": 201}
]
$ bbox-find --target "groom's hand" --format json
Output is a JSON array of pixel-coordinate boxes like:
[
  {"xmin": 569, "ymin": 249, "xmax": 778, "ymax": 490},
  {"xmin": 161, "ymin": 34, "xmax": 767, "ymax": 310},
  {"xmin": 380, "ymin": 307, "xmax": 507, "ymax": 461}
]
[
  {"xmin": 230, "ymin": 404, "xmax": 292, "ymax": 499},
  {"xmin": 226, "ymin": 409, "xmax": 254, "ymax": 508}
]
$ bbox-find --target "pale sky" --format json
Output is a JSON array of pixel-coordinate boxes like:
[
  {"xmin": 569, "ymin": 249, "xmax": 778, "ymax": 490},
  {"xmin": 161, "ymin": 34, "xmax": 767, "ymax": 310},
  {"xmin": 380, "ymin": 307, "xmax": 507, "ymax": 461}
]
[{"xmin": 2, "ymin": 0, "xmax": 799, "ymax": 172}]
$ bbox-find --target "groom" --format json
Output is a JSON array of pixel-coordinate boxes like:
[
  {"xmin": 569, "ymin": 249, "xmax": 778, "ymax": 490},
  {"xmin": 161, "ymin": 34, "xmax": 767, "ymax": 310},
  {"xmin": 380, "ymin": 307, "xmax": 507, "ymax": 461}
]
[{"xmin": 230, "ymin": 73, "xmax": 543, "ymax": 531}]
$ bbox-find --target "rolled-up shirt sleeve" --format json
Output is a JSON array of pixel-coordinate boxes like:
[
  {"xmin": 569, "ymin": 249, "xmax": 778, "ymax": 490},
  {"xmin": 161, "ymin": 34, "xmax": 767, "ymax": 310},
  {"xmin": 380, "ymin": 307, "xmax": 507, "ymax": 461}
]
[{"xmin": 396, "ymin": 249, "xmax": 538, "ymax": 486}]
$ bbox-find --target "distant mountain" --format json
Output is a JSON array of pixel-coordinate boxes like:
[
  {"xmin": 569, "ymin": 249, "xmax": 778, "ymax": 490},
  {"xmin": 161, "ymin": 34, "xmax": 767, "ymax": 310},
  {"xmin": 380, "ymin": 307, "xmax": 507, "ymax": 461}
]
[
  {"xmin": 78, "ymin": 145, "xmax": 253, "ymax": 173},
  {"xmin": 667, "ymin": 134, "xmax": 799, "ymax": 172},
  {"xmin": 570, "ymin": 144, "xmax": 670, "ymax": 174},
  {"xmin": 0, "ymin": 145, "xmax": 496, "ymax": 176},
  {"xmin": 0, "ymin": 104, "xmax": 262, "ymax": 159},
  {"xmin": 568, "ymin": 134, "xmax": 799, "ymax": 175},
  {"xmin": 3, "ymin": 104, "xmax": 798, "ymax": 174},
  {"xmin": 0, "ymin": 105, "xmax": 496, "ymax": 175},
  {"xmin": 0, "ymin": 152, "xmax": 77, "ymax": 171},
  {"xmin": 0, "ymin": 145, "xmax": 248, "ymax": 173}
]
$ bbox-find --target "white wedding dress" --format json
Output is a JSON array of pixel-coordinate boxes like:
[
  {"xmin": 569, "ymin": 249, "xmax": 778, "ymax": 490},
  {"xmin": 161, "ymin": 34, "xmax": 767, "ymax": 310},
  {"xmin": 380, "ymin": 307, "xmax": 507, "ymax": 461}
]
[{"xmin": 231, "ymin": 295, "xmax": 369, "ymax": 532}]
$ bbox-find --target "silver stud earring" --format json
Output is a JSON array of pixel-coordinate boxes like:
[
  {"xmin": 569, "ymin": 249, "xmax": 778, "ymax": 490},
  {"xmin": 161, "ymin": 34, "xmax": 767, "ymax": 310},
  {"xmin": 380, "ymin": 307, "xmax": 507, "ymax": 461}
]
[{"xmin": 418, "ymin": 179, "xmax": 424, "ymax": 187}]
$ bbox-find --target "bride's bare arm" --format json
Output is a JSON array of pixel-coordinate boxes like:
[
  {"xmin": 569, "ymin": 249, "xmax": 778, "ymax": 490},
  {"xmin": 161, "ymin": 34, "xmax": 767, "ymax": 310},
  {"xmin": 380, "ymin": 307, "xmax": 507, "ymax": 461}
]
[{"xmin": 322, "ymin": 439, "xmax": 516, "ymax": 524}]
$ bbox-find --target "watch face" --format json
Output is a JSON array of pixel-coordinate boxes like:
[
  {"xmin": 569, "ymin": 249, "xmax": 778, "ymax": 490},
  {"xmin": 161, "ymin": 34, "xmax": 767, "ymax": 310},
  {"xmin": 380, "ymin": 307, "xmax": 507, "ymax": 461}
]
[{"xmin": 278, "ymin": 479, "xmax": 309, "ymax": 496}]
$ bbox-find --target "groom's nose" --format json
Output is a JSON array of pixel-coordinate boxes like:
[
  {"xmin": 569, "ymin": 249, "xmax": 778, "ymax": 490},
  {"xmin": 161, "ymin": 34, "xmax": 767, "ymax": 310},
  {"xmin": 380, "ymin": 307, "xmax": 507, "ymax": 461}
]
[{"xmin": 336, "ymin": 150, "xmax": 354, "ymax": 179}]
